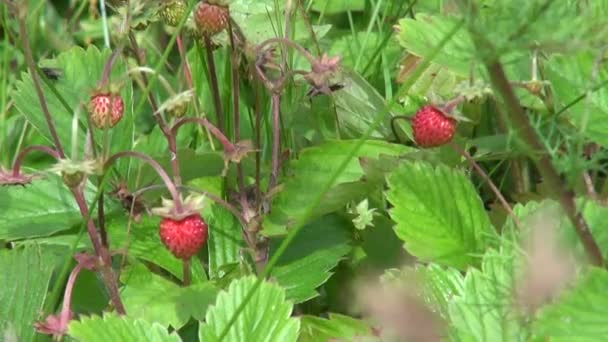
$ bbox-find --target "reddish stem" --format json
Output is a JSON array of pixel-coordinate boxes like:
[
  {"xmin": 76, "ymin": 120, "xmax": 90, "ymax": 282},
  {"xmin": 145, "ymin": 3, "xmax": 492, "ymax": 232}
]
[
  {"xmin": 177, "ymin": 34, "xmax": 193, "ymax": 88},
  {"xmin": 71, "ymin": 189, "xmax": 126, "ymax": 314},
  {"xmin": 450, "ymin": 142, "xmax": 521, "ymax": 229},
  {"xmin": 104, "ymin": 151, "xmax": 183, "ymax": 212},
  {"xmin": 12, "ymin": 145, "xmax": 60, "ymax": 176},
  {"xmin": 203, "ymin": 34, "xmax": 225, "ymax": 133},
  {"xmin": 171, "ymin": 117, "xmax": 234, "ymax": 152},
  {"xmin": 99, "ymin": 47, "xmax": 123, "ymax": 88},
  {"xmin": 269, "ymin": 94, "xmax": 281, "ymax": 190},
  {"xmin": 17, "ymin": 9, "xmax": 65, "ymax": 158}
]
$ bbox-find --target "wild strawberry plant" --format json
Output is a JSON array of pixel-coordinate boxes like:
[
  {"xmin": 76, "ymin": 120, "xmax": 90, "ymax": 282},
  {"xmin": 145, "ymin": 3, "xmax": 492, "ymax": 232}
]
[{"xmin": 2, "ymin": 0, "xmax": 608, "ymax": 341}]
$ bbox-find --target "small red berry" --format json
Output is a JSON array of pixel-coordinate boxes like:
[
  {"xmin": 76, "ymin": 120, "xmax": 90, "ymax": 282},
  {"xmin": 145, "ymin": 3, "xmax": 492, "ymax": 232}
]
[
  {"xmin": 194, "ymin": 1, "xmax": 229, "ymax": 36},
  {"xmin": 159, "ymin": 214, "xmax": 208, "ymax": 260},
  {"xmin": 412, "ymin": 105, "xmax": 457, "ymax": 148},
  {"xmin": 89, "ymin": 92, "xmax": 124, "ymax": 129}
]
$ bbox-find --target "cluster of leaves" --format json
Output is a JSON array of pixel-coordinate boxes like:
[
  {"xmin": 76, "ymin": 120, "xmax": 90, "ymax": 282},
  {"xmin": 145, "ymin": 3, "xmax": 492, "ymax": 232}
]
[{"xmin": 2, "ymin": 0, "xmax": 608, "ymax": 341}]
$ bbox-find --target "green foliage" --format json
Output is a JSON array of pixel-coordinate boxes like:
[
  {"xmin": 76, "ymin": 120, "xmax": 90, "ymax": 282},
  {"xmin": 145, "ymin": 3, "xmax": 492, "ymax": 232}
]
[
  {"xmin": 0, "ymin": 245, "xmax": 55, "ymax": 342},
  {"xmin": 299, "ymin": 313, "xmax": 373, "ymax": 341},
  {"xmin": 386, "ymin": 161, "xmax": 496, "ymax": 269},
  {"xmin": 68, "ymin": 313, "xmax": 182, "ymax": 342},
  {"xmin": 262, "ymin": 140, "xmax": 411, "ymax": 236},
  {"xmin": 270, "ymin": 214, "xmax": 352, "ymax": 303},
  {"xmin": 0, "ymin": 175, "xmax": 96, "ymax": 240},
  {"xmin": 534, "ymin": 267, "xmax": 608, "ymax": 341},
  {"xmin": 199, "ymin": 276, "xmax": 300, "ymax": 342},
  {"xmin": 449, "ymin": 247, "xmax": 527, "ymax": 341},
  {"xmin": 120, "ymin": 262, "xmax": 218, "ymax": 329},
  {"xmin": 5, "ymin": 1, "xmax": 608, "ymax": 341}
]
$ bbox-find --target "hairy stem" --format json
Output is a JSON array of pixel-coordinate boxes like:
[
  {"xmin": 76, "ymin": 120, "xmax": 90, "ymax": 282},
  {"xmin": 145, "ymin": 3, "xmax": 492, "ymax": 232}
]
[
  {"xmin": 228, "ymin": 19, "xmax": 245, "ymax": 193},
  {"xmin": 16, "ymin": 5, "xmax": 65, "ymax": 158},
  {"xmin": 71, "ymin": 189, "xmax": 126, "ymax": 314},
  {"xmin": 11, "ymin": 145, "xmax": 60, "ymax": 176},
  {"xmin": 450, "ymin": 143, "xmax": 521, "ymax": 229},
  {"xmin": 172, "ymin": 117, "xmax": 234, "ymax": 152},
  {"xmin": 105, "ymin": 151, "xmax": 182, "ymax": 212},
  {"xmin": 256, "ymin": 37, "xmax": 317, "ymax": 65},
  {"xmin": 203, "ymin": 35, "xmax": 225, "ymax": 133},
  {"xmin": 269, "ymin": 94, "xmax": 281, "ymax": 190},
  {"xmin": 471, "ymin": 31, "xmax": 603, "ymax": 264}
]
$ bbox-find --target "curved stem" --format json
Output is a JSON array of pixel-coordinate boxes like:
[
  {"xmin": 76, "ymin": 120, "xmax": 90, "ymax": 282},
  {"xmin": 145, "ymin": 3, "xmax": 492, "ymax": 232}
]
[
  {"xmin": 58, "ymin": 262, "xmax": 84, "ymax": 331},
  {"xmin": 105, "ymin": 151, "xmax": 182, "ymax": 212},
  {"xmin": 12, "ymin": 145, "xmax": 61, "ymax": 176},
  {"xmin": 171, "ymin": 117, "xmax": 234, "ymax": 152},
  {"xmin": 450, "ymin": 142, "xmax": 521, "ymax": 229},
  {"xmin": 99, "ymin": 47, "xmax": 123, "ymax": 88},
  {"xmin": 256, "ymin": 37, "xmax": 317, "ymax": 65}
]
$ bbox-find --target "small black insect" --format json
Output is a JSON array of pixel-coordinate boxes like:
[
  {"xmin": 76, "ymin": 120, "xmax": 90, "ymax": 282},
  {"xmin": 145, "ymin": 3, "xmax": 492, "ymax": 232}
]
[{"xmin": 40, "ymin": 67, "xmax": 63, "ymax": 81}]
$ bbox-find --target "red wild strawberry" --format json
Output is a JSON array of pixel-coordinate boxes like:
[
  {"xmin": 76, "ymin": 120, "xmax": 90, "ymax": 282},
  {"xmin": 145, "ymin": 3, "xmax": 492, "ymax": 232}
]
[
  {"xmin": 412, "ymin": 105, "xmax": 457, "ymax": 148},
  {"xmin": 160, "ymin": 214, "xmax": 208, "ymax": 260},
  {"xmin": 89, "ymin": 92, "xmax": 124, "ymax": 129},
  {"xmin": 194, "ymin": 1, "xmax": 229, "ymax": 36}
]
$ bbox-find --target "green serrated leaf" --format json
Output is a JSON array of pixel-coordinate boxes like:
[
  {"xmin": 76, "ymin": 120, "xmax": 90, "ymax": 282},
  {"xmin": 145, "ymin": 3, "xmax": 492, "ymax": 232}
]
[
  {"xmin": 382, "ymin": 264, "xmax": 465, "ymax": 319},
  {"xmin": 547, "ymin": 52, "xmax": 608, "ymax": 147},
  {"xmin": 199, "ymin": 276, "xmax": 300, "ymax": 342},
  {"xmin": 206, "ymin": 204, "xmax": 245, "ymax": 279},
  {"xmin": 534, "ymin": 267, "xmax": 608, "ymax": 342},
  {"xmin": 263, "ymin": 140, "xmax": 411, "ymax": 236},
  {"xmin": 449, "ymin": 247, "xmax": 527, "ymax": 341},
  {"xmin": 120, "ymin": 262, "xmax": 218, "ymax": 329},
  {"xmin": 270, "ymin": 214, "xmax": 352, "ymax": 303},
  {"xmin": 0, "ymin": 245, "xmax": 56, "ymax": 342},
  {"xmin": 333, "ymin": 70, "xmax": 398, "ymax": 139},
  {"xmin": 386, "ymin": 161, "xmax": 496, "ymax": 269},
  {"xmin": 396, "ymin": 14, "xmax": 477, "ymax": 77},
  {"xmin": 0, "ymin": 175, "xmax": 96, "ymax": 240},
  {"xmin": 68, "ymin": 313, "xmax": 182, "ymax": 342},
  {"xmin": 299, "ymin": 313, "xmax": 373, "ymax": 342}
]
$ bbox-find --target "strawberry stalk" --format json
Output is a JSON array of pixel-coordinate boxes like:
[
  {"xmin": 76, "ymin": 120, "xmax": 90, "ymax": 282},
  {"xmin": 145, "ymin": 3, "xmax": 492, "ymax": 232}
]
[
  {"xmin": 104, "ymin": 151, "xmax": 183, "ymax": 213},
  {"xmin": 449, "ymin": 142, "xmax": 521, "ymax": 229},
  {"xmin": 202, "ymin": 35, "xmax": 226, "ymax": 133},
  {"xmin": 171, "ymin": 117, "xmax": 234, "ymax": 153},
  {"xmin": 16, "ymin": 4, "xmax": 65, "ymax": 159},
  {"xmin": 11, "ymin": 145, "xmax": 61, "ymax": 177}
]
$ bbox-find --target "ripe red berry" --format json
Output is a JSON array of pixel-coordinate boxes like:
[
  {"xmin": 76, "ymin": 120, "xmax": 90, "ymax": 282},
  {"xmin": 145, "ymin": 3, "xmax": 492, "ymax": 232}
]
[
  {"xmin": 412, "ymin": 105, "xmax": 457, "ymax": 148},
  {"xmin": 159, "ymin": 214, "xmax": 208, "ymax": 260},
  {"xmin": 194, "ymin": 1, "xmax": 229, "ymax": 36},
  {"xmin": 89, "ymin": 92, "xmax": 124, "ymax": 129}
]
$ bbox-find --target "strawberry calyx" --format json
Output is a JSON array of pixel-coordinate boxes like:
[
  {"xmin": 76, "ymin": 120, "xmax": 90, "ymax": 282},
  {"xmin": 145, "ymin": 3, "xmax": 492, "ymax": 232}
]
[{"xmin": 151, "ymin": 193, "xmax": 207, "ymax": 221}]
